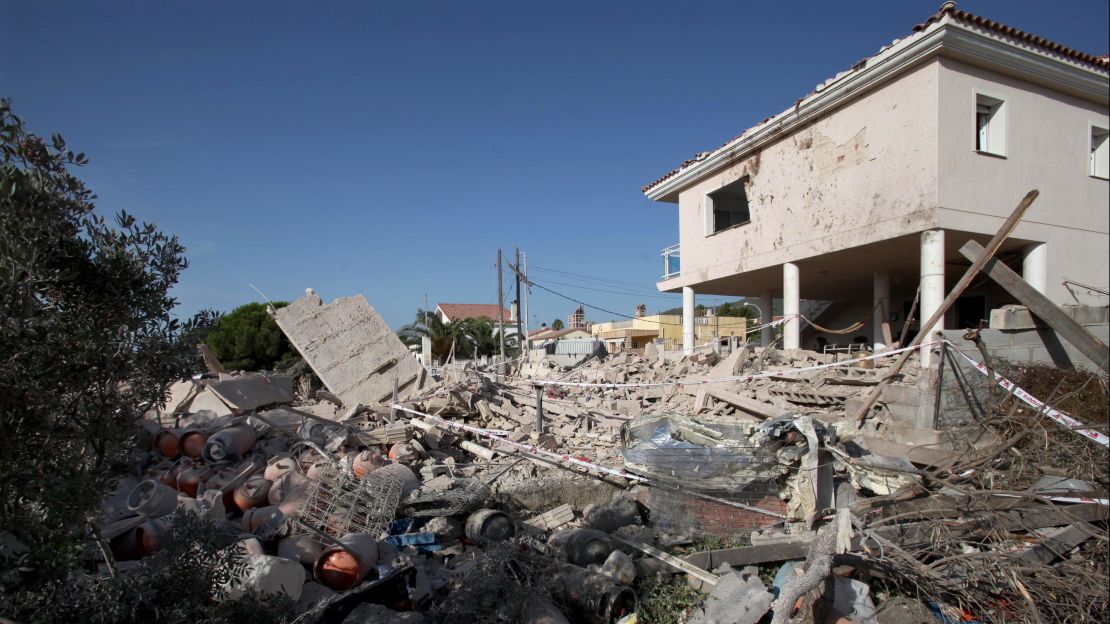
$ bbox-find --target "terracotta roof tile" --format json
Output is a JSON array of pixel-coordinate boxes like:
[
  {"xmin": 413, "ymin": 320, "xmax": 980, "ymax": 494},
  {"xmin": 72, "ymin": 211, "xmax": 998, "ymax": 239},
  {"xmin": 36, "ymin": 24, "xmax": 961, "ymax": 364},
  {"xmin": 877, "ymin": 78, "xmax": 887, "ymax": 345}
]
[
  {"xmin": 915, "ymin": 3, "xmax": 1110, "ymax": 67},
  {"xmin": 436, "ymin": 303, "xmax": 512, "ymax": 322}
]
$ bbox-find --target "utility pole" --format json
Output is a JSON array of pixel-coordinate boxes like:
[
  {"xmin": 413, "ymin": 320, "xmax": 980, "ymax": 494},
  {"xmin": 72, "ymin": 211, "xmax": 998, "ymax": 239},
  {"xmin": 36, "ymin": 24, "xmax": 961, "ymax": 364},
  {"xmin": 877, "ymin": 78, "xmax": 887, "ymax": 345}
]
[
  {"xmin": 497, "ymin": 248, "xmax": 505, "ymax": 377},
  {"xmin": 521, "ymin": 251, "xmax": 531, "ymax": 353},
  {"xmin": 514, "ymin": 247, "xmax": 522, "ymax": 348}
]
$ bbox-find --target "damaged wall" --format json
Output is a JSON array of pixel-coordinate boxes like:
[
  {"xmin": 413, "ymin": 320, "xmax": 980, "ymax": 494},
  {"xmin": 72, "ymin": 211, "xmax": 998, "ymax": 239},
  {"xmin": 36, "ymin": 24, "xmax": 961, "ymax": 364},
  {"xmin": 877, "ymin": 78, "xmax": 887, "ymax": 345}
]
[{"xmin": 671, "ymin": 60, "xmax": 941, "ymax": 292}]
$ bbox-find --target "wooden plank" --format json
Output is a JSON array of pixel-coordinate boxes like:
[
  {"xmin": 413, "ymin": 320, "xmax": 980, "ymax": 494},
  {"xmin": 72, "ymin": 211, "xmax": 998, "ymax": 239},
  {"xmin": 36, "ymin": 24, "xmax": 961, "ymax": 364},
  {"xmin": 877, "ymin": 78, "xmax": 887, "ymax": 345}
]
[
  {"xmin": 1017, "ymin": 523, "xmax": 1096, "ymax": 565},
  {"xmin": 611, "ymin": 534, "xmax": 720, "ymax": 587},
  {"xmin": 704, "ymin": 387, "xmax": 781, "ymax": 420},
  {"xmin": 960, "ymin": 240, "xmax": 1109, "ymax": 372},
  {"xmin": 684, "ymin": 538, "xmax": 816, "ymax": 569},
  {"xmin": 852, "ymin": 190, "xmax": 1040, "ymax": 427}
]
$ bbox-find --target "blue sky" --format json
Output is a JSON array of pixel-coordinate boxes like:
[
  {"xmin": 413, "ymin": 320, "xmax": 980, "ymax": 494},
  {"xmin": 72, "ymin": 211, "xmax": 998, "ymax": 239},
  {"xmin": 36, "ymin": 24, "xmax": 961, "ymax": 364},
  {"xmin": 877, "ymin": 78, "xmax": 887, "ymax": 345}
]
[{"xmin": 4, "ymin": 0, "xmax": 1107, "ymax": 330}]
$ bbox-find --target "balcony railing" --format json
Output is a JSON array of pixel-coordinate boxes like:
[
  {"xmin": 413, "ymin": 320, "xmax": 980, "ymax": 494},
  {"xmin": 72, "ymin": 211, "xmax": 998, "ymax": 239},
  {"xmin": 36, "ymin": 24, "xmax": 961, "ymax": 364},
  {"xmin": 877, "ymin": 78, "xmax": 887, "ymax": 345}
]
[{"xmin": 661, "ymin": 244, "xmax": 680, "ymax": 280}]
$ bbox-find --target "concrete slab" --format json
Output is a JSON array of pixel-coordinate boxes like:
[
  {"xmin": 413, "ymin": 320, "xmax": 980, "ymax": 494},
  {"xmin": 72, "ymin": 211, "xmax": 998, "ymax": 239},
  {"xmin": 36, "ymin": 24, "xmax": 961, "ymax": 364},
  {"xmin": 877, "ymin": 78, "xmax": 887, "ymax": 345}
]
[
  {"xmin": 207, "ymin": 374, "xmax": 294, "ymax": 412},
  {"xmin": 187, "ymin": 388, "xmax": 235, "ymax": 417},
  {"xmin": 273, "ymin": 290, "xmax": 429, "ymax": 406}
]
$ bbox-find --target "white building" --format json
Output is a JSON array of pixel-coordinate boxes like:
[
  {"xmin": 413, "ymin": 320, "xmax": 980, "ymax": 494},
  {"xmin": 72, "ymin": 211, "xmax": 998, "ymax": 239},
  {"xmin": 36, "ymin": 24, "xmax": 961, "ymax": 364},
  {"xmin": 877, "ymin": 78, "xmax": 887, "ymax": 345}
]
[{"xmin": 646, "ymin": 3, "xmax": 1109, "ymax": 365}]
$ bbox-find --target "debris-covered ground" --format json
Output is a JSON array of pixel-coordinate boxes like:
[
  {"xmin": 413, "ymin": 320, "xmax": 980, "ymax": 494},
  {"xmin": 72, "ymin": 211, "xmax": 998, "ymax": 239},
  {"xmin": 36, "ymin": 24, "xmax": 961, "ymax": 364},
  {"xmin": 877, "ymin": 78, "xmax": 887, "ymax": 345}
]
[{"xmin": 30, "ymin": 289, "xmax": 1103, "ymax": 624}]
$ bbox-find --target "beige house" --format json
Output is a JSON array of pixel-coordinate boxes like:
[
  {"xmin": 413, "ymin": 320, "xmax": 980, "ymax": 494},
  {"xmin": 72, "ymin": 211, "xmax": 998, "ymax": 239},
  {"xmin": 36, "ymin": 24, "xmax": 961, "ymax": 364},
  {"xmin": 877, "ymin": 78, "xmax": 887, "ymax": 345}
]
[
  {"xmin": 646, "ymin": 3, "xmax": 1109, "ymax": 364},
  {"xmin": 592, "ymin": 310, "xmax": 748, "ymax": 352}
]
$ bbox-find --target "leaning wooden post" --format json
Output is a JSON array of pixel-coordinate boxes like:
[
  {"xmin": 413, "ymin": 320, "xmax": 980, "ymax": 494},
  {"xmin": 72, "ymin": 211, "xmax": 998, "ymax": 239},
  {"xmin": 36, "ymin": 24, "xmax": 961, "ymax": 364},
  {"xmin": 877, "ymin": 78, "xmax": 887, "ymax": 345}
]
[{"xmin": 853, "ymin": 189, "xmax": 1040, "ymax": 428}]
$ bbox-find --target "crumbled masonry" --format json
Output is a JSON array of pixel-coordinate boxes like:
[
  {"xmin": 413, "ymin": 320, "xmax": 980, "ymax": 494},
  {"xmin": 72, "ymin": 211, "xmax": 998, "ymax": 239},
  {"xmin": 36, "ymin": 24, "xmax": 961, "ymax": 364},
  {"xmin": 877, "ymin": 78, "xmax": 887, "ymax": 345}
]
[{"xmin": 93, "ymin": 291, "xmax": 1109, "ymax": 624}]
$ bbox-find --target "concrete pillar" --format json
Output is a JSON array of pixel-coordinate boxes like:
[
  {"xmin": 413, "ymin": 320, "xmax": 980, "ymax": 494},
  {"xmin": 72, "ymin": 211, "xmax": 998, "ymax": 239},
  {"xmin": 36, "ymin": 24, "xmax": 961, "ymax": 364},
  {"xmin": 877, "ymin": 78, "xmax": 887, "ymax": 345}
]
[
  {"xmin": 760, "ymin": 290, "xmax": 773, "ymax": 347},
  {"xmin": 873, "ymin": 270, "xmax": 891, "ymax": 351},
  {"xmin": 682, "ymin": 287, "xmax": 695, "ymax": 355},
  {"xmin": 783, "ymin": 263, "xmax": 800, "ymax": 350},
  {"xmin": 920, "ymin": 229, "xmax": 946, "ymax": 367},
  {"xmin": 1022, "ymin": 243, "xmax": 1047, "ymax": 294}
]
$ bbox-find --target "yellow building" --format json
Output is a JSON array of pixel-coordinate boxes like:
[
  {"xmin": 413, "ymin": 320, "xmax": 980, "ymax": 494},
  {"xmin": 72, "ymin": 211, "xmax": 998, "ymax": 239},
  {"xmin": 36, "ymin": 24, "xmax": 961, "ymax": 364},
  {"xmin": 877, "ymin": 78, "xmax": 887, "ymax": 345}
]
[{"xmin": 592, "ymin": 313, "xmax": 747, "ymax": 352}]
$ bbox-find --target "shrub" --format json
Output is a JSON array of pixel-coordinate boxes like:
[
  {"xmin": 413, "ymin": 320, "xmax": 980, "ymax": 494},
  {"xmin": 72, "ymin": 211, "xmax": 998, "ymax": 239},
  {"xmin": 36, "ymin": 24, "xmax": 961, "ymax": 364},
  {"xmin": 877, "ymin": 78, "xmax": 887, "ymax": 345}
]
[{"xmin": 205, "ymin": 302, "xmax": 298, "ymax": 371}]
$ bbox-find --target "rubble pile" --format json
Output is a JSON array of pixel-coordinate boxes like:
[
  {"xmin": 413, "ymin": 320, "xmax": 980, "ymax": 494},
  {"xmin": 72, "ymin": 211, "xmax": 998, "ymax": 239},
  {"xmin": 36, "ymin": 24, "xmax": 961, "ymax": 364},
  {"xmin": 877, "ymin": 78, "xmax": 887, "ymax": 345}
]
[{"xmin": 93, "ymin": 292, "xmax": 1108, "ymax": 623}]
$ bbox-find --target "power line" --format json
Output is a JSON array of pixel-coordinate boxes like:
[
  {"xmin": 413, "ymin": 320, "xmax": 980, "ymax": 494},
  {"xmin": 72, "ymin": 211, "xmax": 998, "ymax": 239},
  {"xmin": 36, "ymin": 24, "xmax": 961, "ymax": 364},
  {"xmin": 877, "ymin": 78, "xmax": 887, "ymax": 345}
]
[
  {"xmin": 523, "ymin": 274, "xmax": 688, "ymax": 328},
  {"xmin": 528, "ymin": 265, "xmax": 737, "ymax": 302},
  {"xmin": 529, "ymin": 265, "xmax": 656, "ymax": 289},
  {"xmin": 534, "ymin": 277, "xmax": 693, "ymax": 301}
]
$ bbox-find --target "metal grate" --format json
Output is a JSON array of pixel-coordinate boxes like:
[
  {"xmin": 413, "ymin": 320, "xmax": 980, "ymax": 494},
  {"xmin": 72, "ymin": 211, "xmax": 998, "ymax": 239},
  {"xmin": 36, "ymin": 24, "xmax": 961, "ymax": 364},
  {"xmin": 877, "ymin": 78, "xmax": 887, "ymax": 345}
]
[{"xmin": 295, "ymin": 463, "xmax": 403, "ymax": 537}]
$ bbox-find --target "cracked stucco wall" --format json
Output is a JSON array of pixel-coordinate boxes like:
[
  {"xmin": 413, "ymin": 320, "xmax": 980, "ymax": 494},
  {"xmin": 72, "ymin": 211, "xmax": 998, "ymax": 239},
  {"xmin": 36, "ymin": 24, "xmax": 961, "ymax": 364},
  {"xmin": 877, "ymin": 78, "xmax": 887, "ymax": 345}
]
[{"xmin": 674, "ymin": 61, "xmax": 942, "ymax": 290}]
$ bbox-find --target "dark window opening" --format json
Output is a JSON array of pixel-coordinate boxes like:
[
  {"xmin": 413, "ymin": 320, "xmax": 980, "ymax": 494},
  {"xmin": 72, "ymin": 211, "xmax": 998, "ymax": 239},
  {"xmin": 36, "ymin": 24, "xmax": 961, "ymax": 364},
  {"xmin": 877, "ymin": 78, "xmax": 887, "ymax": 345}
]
[
  {"xmin": 955, "ymin": 295, "xmax": 987, "ymax": 330},
  {"xmin": 710, "ymin": 178, "xmax": 750, "ymax": 233}
]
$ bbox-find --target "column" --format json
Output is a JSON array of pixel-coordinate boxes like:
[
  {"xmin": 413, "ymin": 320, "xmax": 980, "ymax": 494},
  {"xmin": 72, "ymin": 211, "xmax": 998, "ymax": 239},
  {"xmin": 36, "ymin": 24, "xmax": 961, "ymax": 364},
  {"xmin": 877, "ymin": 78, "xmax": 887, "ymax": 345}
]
[
  {"xmin": 783, "ymin": 263, "xmax": 800, "ymax": 350},
  {"xmin": 873, "ymin": 270, "xmax": 891, "ymax": 351},
  {"xmin": 1022, "ymin": 242, "xmax": 1047, "ymax": 294},
  {"xmin": 682, "ymin": 287, "xmax": 695, "ymax": 355},
  {"xmin": 920, "ymin": 229, "xmax": 946, "ymax": 367},
  {"xmin": 760, "ymin": 290, "xmax": 773, "ymax": 347}
]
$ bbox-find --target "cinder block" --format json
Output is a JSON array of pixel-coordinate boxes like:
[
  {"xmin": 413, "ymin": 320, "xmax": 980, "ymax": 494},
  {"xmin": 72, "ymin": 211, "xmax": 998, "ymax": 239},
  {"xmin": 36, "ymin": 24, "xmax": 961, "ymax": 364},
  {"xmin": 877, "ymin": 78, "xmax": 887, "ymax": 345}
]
[
  {"xmin": 1063, "ymin": 305, "xmax": 1109, "ymax": 326},
  {"xmin": 990, "ymin": 305, "xmax": 1041, "ymax": 330},
  {"xmin": 880, "ymin": 384, "xmax": 921, "ymax": 407},
  {"xmin": 1011, "ymin": 328, "xmax": 1052, "ymax": 347}
]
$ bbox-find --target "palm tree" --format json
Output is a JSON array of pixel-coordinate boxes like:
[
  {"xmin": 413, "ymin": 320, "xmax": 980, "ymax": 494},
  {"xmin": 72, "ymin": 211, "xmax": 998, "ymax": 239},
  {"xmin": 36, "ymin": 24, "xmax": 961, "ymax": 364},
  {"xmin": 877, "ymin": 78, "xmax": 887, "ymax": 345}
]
[
  {"xmin": 551, "ymin": 318, "xmax": 564, "ymax": 330},
  {"xmin": 455, "ymin": 317, "xmax": 500, "ymax": 359},
  {"xmin": 397, "ymin": 308, "xmax": 459, "ymax": 364}
]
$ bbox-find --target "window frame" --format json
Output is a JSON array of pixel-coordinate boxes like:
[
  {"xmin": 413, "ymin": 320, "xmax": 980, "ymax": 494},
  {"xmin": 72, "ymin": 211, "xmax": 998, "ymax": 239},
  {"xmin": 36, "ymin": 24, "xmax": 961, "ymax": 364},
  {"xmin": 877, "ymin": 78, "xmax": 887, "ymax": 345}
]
[
  {"xmin": 703, "ymin": 176, "xmax": 752, "ymax": 237},
  {"xmin": 1089, "ymin": 122, "xmax": 1109, "ymax": 180},
  {"xmin": 973, "ymin": 91, "xmax": 1008, "ymax": 158}
]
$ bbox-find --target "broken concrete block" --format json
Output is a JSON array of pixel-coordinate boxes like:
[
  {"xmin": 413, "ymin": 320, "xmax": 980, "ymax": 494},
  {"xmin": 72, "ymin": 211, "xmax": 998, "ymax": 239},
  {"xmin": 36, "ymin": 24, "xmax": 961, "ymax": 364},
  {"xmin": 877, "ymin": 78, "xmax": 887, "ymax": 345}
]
[
  {"xmin": 689, "ymin": 568, "xmax": 773, "ymax": 624},
  {"xmin": 273, "ymin": 290, "xmax": 430, "ymax": 406},
  {"xmin": 207, "ymin": 374, "xmax": 293, "ymax": 412},
  {"xmin": 524, "ymin": 504, "xmax": 575, "ymax": 532},
  {"xmin": 186, "ymin": 388, "xmax": 234, "ymax": 417}
]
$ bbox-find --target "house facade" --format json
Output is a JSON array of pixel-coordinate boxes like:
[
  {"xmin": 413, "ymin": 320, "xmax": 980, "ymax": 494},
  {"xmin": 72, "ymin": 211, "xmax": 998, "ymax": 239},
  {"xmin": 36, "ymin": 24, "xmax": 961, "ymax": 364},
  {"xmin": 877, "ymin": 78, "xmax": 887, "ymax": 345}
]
[
  {"xmin": 646, "ymin": 3, "xmax": 1109, "ymax": 364},
  {"xmin": 592, "ymin": 311, "xmax": 748, "ymax": 353},
  {"xmin": 434, "ymin": 303, "xmax": 519, "ymax": 338}
]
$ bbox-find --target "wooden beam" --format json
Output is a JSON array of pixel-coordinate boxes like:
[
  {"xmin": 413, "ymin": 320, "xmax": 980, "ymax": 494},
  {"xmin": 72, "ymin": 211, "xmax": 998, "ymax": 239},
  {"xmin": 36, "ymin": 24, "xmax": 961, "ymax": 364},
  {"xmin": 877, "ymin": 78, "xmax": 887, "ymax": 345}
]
[
  {"xmin": 852, "ymin": 190, "xmax": 1040, "ymax": 427},
  {"xmin": 1017, "ymin": 522, "xmax": 1096, "ymax": 565},
  {"xmin": 704, "ymin": 387, "xmax": 781, "ymax": 420},
  {"xmin": 682, "ymin": 503, "xmax": 1106, "ymax": 569},
  {"xmin": 960, "ymin": 240, "xmax": 1109, "ymax": 372}
]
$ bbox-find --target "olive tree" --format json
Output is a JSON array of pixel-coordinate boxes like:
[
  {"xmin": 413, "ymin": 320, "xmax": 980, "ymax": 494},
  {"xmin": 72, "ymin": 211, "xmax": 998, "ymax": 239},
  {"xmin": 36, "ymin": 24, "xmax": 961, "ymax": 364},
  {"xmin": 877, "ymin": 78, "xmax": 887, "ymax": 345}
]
[{"xmin": 0, "ymin": 100, "xmax": 214, "ymax": 588}]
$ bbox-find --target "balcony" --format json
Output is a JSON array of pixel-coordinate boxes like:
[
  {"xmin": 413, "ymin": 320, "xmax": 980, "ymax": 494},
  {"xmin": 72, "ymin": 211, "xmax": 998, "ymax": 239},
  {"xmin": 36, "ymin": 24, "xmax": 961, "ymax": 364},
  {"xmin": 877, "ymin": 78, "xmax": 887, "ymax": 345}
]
[{"xmin": 661, "ymin": 244, "xmax": 680, "ymax": 280}]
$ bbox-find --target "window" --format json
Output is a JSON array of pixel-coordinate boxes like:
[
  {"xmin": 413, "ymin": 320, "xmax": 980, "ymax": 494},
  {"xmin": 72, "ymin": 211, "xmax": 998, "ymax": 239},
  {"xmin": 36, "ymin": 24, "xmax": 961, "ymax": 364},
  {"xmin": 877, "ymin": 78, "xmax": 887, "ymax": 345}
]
[
  {"xmin": 705, "ymin": 177, "xmax": 751, "ymax": 235},
  {"xmin": 975, "ymin": 93, "xmax": 1006, "ymax": 156},
  {"xmin": 1091, "ymin": 124, "xmax": 1109, "ymax": 179}
]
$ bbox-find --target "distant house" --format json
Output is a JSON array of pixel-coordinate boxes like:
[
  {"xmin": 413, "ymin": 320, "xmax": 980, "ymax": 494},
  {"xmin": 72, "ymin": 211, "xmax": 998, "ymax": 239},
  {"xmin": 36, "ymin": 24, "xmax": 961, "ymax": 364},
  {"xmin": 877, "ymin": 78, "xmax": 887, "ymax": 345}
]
[
  {"xmin": 530, "ymin": 325, "xmax": 593, "ymax": 345},
  {"xmin": 592, "ymin": 305, "xmax": 747, "ymax": 352},
  {"xmin": 435, "ymin": 303, "xmax": 518, "ymax": 337}
]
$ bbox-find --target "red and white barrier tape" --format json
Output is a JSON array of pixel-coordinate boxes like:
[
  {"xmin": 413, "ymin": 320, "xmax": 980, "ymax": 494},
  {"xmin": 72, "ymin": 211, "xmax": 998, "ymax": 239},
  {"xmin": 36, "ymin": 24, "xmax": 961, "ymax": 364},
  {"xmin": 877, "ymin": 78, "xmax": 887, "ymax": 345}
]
[
  {"xmin": 945, "ymin": 342, "xmax": 1109, "ymax": 448},
  {"xmin": 531, "ymin": 340, "xmax": 937, "ymax": 389},
  {"xmin": 390, "ymin": 403, "xmax": 788, "ymax": 519}
]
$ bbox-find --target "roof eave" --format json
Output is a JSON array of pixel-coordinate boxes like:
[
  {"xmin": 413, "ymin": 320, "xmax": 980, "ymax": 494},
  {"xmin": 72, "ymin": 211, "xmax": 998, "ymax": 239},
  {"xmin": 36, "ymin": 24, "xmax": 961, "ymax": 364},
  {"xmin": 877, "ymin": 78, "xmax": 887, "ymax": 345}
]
[{"xmin": 644, "ymin": 19, "xmax": 1109, "ymax": 202}]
